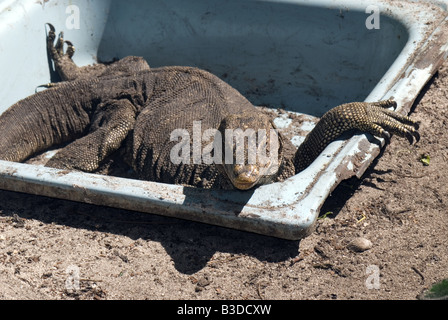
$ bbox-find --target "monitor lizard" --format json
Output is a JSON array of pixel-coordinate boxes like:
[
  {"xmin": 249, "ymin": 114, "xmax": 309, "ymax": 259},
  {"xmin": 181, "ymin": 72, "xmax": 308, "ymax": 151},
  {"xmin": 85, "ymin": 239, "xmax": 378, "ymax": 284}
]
[{"xmin": 0, "ymin": 24, "xmax": 419, "ymax": 190}]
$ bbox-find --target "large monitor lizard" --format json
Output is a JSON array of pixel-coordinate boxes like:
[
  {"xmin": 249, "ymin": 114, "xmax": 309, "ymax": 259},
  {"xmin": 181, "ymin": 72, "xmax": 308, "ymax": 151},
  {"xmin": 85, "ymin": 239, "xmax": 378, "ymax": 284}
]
[{"xmin": 0, "ymin": 24, "xmax": 419, "ymax": 190}]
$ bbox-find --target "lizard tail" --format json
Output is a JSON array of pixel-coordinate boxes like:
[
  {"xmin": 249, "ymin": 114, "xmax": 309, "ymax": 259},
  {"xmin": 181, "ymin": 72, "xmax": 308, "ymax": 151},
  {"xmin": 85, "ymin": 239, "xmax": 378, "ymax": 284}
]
[{"xmin": 0, "ymin": 83, "xmax": 93, "ymax": 163}]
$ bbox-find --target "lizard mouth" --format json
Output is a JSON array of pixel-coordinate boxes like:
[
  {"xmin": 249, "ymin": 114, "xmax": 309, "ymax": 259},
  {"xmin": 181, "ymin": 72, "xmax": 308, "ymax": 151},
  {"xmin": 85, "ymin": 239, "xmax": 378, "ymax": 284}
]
[
  {"xmin": 232, "ymin": 177, "xmax": 259, "ymax": 190},
  {"xmin": 229, "ymin": 164, "xmax": 260, "ymax": 190}
]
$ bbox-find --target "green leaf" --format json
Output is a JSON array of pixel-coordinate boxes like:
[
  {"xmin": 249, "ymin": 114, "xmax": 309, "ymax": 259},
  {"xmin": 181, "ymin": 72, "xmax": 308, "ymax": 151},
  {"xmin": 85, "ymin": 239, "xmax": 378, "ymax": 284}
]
[
  {"xmin": 318, "ymin": 211, "xmax": 333, "ymax": 220},
  {"xmin": 419, "ymin": 279, "xmax": 448, "ymax": 300},
  {"xmin": 420, "ymin": 154, "xmax": 430, "ymax": 166}
]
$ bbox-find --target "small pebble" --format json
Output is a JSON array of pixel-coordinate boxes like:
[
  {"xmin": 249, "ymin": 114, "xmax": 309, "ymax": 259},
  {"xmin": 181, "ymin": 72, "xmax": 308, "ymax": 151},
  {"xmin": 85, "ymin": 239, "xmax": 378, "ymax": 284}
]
[{"xmin": 347, "ymin": 237, "xmax": 372, "ymax": 252}]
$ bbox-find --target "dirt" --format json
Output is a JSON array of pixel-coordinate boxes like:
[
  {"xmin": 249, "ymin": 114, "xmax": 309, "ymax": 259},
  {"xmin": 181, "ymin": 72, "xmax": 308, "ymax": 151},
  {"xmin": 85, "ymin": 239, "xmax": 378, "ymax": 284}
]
[{"xmin": 1, "ymin": 60, "xmax": 448, "ymax": 300}]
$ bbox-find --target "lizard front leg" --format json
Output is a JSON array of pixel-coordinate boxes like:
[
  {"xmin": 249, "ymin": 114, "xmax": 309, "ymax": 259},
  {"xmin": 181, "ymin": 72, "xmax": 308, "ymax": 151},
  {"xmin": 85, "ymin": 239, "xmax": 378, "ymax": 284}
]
[
  {"xmin": 45, "ymin": 99, "xmax": 137, "ymax": 172},
  {"xmin": 293, "ymin": 99, "xmax": 420, "ymax": 173}
]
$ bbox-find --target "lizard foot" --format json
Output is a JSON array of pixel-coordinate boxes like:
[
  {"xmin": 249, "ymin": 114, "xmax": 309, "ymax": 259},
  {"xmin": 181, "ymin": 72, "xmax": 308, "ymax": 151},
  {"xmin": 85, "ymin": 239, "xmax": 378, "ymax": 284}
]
[
  {"xmin": 46, "ymin": 23, "xmax": 75, "ymax": 60},
  {"xmin": 363, "ymin": 99, "xmax": 420, "ymax": 144},
  {"xmin": 45, "ymin": 23, "xmax": 85, "ymax": 82}
]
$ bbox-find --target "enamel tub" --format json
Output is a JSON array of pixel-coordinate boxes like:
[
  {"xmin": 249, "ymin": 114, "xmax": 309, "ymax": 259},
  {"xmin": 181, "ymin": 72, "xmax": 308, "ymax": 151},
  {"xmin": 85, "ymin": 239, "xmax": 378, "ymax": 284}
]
[{"xmin": 0, "ymin": 0, "xmax": 447, "ymax": 239}]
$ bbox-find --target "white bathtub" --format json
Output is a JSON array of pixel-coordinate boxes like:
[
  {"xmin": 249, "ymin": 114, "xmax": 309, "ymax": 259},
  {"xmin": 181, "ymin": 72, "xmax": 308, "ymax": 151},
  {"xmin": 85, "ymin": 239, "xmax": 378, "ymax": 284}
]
[{"xmin": 0, "ymin": 0, "xmax": 447, "ymax": 239}]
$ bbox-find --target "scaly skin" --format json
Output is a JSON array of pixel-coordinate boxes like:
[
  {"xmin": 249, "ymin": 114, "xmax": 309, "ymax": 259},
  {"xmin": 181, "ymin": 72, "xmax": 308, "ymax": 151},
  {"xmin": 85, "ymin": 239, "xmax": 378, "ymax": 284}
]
[
  {"xmin": 0, "ymin": 24, "xmax": 420, "ymax": 190},
  {"xmin": 292, "ymin": 99, "xmax": 419, "ymax": 173}
]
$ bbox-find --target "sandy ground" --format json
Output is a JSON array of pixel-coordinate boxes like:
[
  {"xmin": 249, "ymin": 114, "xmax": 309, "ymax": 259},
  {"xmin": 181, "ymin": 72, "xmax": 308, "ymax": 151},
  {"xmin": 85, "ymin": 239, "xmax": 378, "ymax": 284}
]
[{"xmin": 0, "ymin": 59, "xmax": 447, "ymax": 301}]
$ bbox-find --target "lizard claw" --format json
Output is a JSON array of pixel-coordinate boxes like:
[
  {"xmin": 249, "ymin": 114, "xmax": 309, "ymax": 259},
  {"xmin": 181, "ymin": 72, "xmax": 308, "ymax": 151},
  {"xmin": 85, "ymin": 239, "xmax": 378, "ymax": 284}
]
[
  {"xmin": 365, "ymin": 100, "xmax": 420, "ymax": 145},
  {"xmin": 46, "ymin": 23, "xmax": 56, "ymax": 47},
  {"xmin": 46, "ymin": 23, "xmax": 75, "ymax": 60},
  {"xmin": 406, "ymin": 127, "xmax": 420, "ymax": 144},
  {"xmin": 46, "ymin": 23, "xmax": 55, "ymax": 34},
  {"xmin": 64, "ymin": 40, "xmax": 75, "ymax": 58},
  {"xmin": 381, "ymin": 130, "xmax": 391, "ymax": 144}
]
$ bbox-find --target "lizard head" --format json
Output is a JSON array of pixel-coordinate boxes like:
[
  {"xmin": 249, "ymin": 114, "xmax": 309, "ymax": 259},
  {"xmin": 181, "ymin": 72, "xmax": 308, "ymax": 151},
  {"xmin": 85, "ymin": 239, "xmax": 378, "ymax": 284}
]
[{"xmin": 217, "ymin": 112, "xmax": 283, "ymax": 190}]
